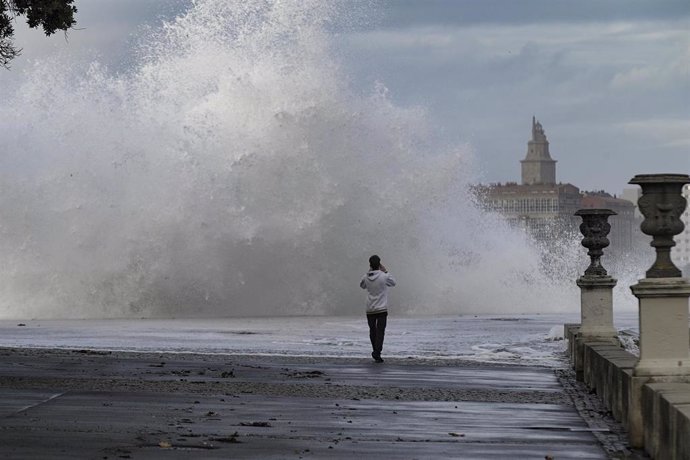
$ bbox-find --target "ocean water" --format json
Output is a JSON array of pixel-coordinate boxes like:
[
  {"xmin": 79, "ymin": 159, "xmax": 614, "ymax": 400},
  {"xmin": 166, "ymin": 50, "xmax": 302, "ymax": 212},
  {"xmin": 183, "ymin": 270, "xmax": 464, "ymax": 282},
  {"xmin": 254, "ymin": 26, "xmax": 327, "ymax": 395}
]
[{"xmin": 0, "ymin": 313, "xmax": 638, "ymax": 368}]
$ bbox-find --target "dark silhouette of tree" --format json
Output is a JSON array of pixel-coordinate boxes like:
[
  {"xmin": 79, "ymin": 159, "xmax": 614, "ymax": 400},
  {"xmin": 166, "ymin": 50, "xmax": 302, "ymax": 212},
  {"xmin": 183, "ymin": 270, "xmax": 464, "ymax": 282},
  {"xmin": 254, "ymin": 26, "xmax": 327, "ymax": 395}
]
[{"xmin": 1, "ymin": 0, "xmax": 77, "ymax": 68}]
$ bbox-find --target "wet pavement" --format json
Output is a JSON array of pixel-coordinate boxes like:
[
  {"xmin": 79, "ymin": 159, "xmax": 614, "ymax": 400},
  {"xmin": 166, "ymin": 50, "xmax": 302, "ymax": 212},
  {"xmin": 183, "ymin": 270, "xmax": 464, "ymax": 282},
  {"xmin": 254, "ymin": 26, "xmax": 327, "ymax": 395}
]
[{"xmin": 0, "ymin": 348, "xmax": 608, "ymax": 459}]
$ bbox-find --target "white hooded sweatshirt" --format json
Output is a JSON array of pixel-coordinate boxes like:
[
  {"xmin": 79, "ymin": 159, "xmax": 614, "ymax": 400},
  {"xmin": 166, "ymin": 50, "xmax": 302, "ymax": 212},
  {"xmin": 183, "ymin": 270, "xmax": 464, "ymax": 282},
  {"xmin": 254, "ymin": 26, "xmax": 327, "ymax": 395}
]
[{"xmin": 359, "ymin": 270, "xmax": 396, "ymax": 314}]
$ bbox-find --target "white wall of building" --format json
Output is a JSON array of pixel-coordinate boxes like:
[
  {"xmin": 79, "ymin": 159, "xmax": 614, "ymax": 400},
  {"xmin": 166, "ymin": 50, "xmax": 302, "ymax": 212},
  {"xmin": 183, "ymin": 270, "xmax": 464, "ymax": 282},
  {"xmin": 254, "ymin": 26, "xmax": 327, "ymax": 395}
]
[{"xmin": 621, "ymin": 188, "xmax": 642, "ymax": 219}]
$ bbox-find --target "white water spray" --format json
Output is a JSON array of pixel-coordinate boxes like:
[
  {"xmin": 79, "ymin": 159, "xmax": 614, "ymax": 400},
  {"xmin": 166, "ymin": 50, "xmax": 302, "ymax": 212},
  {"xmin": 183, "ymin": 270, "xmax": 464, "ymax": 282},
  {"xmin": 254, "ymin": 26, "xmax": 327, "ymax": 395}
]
[{"xmin": 0, "ymin": 0, "xmax": 605, "ymax": 318}]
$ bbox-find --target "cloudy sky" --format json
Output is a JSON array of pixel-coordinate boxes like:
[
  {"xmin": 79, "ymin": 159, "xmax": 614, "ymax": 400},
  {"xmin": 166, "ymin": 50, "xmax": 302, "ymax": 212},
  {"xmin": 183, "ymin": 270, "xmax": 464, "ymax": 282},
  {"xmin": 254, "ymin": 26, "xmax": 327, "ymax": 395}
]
[{"xmin": 6, "ymin": 0, "xmax": 689, "ymax": 193}]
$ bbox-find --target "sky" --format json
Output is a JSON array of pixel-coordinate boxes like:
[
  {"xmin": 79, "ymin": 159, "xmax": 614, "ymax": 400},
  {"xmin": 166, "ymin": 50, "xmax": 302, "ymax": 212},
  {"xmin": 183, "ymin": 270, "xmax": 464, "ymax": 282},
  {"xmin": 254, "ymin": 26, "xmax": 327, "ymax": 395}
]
[{"xmin": 5, "ymin": 0, "xmax": 689, "ymax": 194}]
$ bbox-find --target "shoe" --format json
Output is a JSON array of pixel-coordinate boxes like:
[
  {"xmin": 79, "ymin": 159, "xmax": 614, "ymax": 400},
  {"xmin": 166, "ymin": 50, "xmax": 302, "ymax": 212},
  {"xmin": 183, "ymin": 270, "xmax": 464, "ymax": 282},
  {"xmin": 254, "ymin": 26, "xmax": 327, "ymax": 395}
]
[
  {"xmin": 372, "ymin": 352, "xmax": 384, "ymax": 363},
  {"xmin": 374, "ymin": 357, "xmax": 384, "ymax": 363}
]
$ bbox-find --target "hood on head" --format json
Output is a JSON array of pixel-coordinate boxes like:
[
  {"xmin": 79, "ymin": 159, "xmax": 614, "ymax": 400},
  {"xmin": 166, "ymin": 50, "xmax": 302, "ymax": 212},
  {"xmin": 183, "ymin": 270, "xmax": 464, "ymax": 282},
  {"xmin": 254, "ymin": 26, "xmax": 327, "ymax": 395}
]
[{"xmin": 367, "ymin": 270, "xmax": 382, "ymax": 280}]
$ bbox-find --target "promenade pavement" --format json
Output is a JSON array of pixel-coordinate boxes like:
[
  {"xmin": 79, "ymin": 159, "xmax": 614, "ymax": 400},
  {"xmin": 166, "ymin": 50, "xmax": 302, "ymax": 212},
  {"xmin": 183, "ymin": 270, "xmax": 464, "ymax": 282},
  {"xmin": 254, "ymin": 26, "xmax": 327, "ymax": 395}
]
[{"xmin": 0, "ymin": 348, "xmax": 609, "ymax": 459}]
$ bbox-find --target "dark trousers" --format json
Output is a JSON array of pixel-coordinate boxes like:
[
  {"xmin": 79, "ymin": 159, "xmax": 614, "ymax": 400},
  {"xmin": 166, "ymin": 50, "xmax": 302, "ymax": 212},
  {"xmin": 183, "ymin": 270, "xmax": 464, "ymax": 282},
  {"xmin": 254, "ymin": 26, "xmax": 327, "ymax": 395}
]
[{"xmin": 367, "ymin": 311, "xmax": 387, "ymax": 357}]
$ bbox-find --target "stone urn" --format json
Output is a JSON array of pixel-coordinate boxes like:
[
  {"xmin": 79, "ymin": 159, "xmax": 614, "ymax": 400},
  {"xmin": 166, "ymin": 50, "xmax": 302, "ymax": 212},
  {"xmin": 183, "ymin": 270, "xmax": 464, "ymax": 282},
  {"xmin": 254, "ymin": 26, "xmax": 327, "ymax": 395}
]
[
  {"xmin": 629, "ymin": 174, "xmax": 690, "ymax": 278},
  {"xmin": 574, "ymin": 209, "xmax": 616, "ymax": 277}
]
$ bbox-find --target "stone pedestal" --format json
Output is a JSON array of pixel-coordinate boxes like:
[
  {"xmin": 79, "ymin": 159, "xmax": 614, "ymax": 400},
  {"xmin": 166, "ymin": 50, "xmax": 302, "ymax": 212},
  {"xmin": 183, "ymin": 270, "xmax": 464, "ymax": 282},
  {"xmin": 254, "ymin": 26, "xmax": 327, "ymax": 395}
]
[
  {"xmin": 572, "ymin": 275, "xmax": 619, "ymax": 381},
  {"xmin": 631, "ymin": 277, "xmax": 690, "ymax": 377},
  {"xmin": 576, "ymin": 275, "xmax": 618, "ymax": 339}
]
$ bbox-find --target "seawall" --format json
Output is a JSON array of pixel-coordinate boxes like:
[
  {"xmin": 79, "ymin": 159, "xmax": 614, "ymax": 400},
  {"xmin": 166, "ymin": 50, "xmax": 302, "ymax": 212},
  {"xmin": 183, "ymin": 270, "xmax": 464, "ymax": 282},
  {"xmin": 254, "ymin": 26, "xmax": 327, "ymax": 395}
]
[{"xmin": 565, "ymin": 324, "xmax": 690, "ymax": 459}]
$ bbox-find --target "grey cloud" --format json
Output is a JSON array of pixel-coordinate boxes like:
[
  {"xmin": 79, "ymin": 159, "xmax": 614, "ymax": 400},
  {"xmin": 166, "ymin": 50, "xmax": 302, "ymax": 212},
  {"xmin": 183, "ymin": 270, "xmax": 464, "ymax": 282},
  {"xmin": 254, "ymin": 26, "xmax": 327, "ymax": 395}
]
[
  {"xmin": 376, "ymin": 0, "xmax": 690, "ymax": 28},
  {"xmin": 338, "ymin": 15, "xmax": 688, "ymax": 191}
]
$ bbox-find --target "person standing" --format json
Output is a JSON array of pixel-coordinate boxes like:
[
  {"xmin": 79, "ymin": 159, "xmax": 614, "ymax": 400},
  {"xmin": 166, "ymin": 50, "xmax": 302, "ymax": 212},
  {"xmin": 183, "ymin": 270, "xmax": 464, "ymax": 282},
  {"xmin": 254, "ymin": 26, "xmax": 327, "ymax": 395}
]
[{"xmin": 359, "ymin": 255, "xmax": 396, "ymax": 363}]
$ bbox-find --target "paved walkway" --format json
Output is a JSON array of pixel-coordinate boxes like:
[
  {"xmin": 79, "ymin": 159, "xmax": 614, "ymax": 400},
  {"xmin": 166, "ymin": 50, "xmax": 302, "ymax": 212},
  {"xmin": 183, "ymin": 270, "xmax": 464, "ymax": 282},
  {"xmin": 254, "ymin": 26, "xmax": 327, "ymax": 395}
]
[{"xmin": 0, "ymin": 348, "xmax": 608, "ymax": 459}]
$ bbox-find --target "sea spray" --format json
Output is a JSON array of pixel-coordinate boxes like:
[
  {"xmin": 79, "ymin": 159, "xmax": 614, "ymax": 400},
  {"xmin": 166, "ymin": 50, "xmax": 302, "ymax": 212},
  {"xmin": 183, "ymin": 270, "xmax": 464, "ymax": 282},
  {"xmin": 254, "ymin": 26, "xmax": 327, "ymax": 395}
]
[{"xmin": 0, "ymin": 0, "xmax": 605, "ymax": 318}]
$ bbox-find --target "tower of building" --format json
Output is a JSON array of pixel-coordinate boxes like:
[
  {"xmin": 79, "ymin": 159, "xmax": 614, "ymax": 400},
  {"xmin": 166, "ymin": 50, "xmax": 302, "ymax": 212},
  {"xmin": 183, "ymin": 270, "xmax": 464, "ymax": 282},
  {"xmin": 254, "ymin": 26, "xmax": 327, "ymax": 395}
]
[
  {"xmin": 476, "ymin": 116, "xmax": 636, "ymax": 254},
  {"xmin": 521, "ymin": 116, "xmax": 557, "ymax": 185}
]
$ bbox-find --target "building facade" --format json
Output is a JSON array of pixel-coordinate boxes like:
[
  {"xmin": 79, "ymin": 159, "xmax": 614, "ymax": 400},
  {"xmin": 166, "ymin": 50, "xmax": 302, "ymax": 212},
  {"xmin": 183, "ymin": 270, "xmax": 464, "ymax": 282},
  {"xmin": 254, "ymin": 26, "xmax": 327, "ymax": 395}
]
[
  {"xmin": 621, "ymin": 188, "xmax": 642, "ymax": 219},
  {"xmin": 475, "ymin": 117, "xmax": 637, "ymax": 253},
  {"xmin": 480, "ymin": 182, "xmax": 582, "ymax": 242}
]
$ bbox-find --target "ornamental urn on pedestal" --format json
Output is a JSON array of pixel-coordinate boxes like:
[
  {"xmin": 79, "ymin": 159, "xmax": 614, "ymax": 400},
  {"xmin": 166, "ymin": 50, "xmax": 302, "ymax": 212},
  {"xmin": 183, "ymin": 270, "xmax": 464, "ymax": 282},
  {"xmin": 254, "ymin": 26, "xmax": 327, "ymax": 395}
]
[
  {"xmin": 574, "ymin": 208, "xmax": 616, "ymax": 277},
  {"xmin": 629, "ymin": 174, "xmax": 690, "ymax": 278}
]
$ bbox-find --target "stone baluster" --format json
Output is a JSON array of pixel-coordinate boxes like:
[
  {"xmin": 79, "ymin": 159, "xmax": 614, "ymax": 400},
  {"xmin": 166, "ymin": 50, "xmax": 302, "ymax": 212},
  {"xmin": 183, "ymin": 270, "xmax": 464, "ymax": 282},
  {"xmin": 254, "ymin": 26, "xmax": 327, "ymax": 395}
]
[
  {"xmin": 624, "ymin": 174, "xmax": 690, "ymax": 447},
  {"xmin": 574, "ymin": 209, "xmax": 618, "ymax": 339},
  {"xmin": 568, "ymin": 209, "xmax": 618, "ymax": 381},
  {"xmin": 628, "ymin": 173, "xmax": 690, "ymax": 378}
]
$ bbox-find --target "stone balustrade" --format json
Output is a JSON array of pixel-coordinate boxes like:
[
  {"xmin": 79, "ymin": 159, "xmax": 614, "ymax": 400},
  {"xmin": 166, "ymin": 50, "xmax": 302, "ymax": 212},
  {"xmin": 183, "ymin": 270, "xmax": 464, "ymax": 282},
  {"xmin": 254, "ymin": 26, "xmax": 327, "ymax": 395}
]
[{"xmin": 566, "ymin": 173, "xmax": 690, "ymax": 460}]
